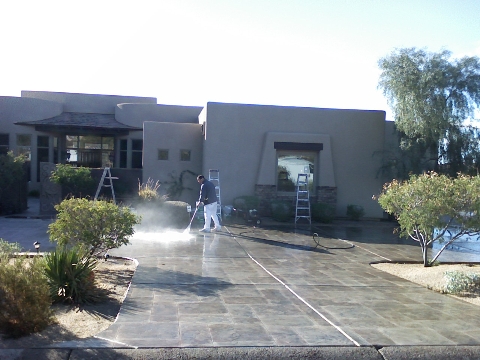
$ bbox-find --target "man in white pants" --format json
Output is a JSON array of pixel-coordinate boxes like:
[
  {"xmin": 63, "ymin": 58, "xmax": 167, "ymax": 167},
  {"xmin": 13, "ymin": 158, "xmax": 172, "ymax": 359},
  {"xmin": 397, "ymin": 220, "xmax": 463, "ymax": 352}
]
[{"xmin": 196, "ymin": 175, "xmax": 221, "ymax": 233}]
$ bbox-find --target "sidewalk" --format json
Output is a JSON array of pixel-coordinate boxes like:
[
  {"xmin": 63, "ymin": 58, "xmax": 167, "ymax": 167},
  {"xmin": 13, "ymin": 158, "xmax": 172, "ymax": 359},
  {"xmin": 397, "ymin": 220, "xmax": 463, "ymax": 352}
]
[{"xmin": 1, "ymin": 199, "xmax": 480, "ymax": 359}]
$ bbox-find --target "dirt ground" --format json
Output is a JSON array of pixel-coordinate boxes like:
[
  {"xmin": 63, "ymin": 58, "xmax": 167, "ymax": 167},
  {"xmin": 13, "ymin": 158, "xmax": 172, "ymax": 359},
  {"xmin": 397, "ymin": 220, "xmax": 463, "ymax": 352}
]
[{"xmin": 0, "ymin": 257, "xmax": 137, "ymax": 349}]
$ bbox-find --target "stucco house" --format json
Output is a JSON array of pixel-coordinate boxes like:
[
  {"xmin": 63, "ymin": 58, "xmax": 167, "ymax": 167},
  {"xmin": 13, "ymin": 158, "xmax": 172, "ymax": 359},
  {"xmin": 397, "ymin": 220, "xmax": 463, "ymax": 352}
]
[{"xmin": 0, "ymin": 91, "xmax": 394, "ymax": 218}]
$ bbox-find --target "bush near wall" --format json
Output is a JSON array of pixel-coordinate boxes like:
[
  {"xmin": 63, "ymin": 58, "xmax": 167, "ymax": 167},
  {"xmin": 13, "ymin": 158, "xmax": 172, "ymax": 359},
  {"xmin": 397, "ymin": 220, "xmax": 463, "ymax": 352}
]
[
  {"xmin": 346, "ymin": 204, "xmax": 365, "ymax": 221},
  {"xmin": 50, "ymin": 164, "xmax": 96, "ymax": 199},
  {"xmin": 311, "ymin": 203, "xmax": 336, "ymax": 223},
  {"xmin": 0, "ymin": 152, "xmax": 28, "ymax": 215},
  {"xmin": 134, "ymin": 200, "xmax": 191, "ymax": 231},
  {"xmin": 270, "ymin": 199, "xmax": 294, "ymax": 222}
]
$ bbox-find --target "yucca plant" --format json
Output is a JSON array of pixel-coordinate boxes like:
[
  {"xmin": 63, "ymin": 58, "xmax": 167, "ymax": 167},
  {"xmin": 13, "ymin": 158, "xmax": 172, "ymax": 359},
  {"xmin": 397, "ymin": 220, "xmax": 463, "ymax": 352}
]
[{"xmin": 43, "ymin": 246, "xmax": 100, "ymax": 304}]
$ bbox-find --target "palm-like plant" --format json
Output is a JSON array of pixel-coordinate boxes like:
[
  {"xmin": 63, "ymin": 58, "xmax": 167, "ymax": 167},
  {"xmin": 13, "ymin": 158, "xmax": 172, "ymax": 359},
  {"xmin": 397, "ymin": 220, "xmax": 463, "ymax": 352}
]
[{"xmin": 43, "ymin": 246, "xmax": 100, "ymax": 304}]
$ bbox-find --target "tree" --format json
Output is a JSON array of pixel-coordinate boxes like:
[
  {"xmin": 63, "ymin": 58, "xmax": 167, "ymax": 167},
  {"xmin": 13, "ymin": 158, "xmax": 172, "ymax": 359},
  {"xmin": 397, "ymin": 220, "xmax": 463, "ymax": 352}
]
[
  {"xmin": 376, "ymin": 172, "xmax": 480, "ymax": 266},
  {"xmin": 48, "ymin": 198, "xmax": 141, "ymax": 258},
  {"xmin": 378, "ymin": 48, "xmax": 480, "ymax": 176}
]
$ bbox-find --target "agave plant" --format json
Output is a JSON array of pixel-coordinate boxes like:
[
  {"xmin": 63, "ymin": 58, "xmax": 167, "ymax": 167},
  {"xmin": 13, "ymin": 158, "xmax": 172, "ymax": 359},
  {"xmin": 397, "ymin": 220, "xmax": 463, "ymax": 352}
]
[{"xmin": 43, "ymin": 246, "xmax": 100, "ymax": 304}]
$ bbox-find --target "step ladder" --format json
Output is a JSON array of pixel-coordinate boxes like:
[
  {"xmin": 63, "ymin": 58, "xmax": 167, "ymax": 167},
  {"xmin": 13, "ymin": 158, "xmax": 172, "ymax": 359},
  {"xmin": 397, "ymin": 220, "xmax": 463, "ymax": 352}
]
[
  {"xmin": 208, "ymin": 169, "xmax": 222, "ymax": 222},
  {"xmin": 94, "ymin": 167, "xmax": 118, "ymax": 204},
  {"xmin": 295, "ymin": 173, "xmax": 311, "ymax": 225}
]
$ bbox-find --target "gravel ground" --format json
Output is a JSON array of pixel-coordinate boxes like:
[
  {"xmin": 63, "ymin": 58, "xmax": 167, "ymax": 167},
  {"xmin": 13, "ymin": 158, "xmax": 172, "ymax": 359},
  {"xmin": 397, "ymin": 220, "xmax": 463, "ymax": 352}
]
[
  {"xmin": 371, "ymin": 262, "xmax": 480, "ymax": 306},
  {"xmin": 0, "ymin": 258, "xmax": 136, "ymax": 348}
]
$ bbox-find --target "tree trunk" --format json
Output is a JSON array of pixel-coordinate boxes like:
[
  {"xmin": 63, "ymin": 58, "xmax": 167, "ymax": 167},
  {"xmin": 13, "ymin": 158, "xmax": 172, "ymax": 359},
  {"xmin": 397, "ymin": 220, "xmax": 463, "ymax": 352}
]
[{"xmin": 421, "ymin": 241, "xmax": 430, "ymax": 267}]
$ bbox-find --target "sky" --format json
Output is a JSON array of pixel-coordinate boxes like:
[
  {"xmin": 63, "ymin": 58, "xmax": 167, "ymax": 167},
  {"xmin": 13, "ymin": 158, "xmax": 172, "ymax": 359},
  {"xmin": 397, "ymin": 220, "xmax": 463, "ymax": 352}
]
[{"xmin": 1, "ymin": 0, "xmax": 479, "ymax": 120}]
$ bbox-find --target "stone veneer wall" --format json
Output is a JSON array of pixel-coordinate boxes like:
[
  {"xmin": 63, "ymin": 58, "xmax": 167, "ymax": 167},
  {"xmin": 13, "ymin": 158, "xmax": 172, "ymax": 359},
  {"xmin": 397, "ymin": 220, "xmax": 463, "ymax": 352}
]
[
  {"xmin": 316, "ymin": 186, "xmax": 337, "ymax": 205},
  {"xmin": 254, "ymin": 185, "xmax": 277, "ymax": 216},
  {"xmin": 39, "ymin": 162, "xmax": 62, "ymax": 215},
  {"xmin": 255, "ymin": 184, "xmax": 338, "ymax": 217}
]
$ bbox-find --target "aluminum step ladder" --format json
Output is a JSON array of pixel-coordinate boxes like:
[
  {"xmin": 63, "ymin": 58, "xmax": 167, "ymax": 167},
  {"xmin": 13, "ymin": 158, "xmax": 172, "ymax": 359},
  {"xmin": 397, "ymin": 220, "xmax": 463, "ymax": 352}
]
[
  {"xmin": 94, "ymin": 167, "xmax": 118, "ymax": 204},
  {"xmin": 295, "ymin": 173, "xmax": 311, "ymax": 225},
  {"xmin": 208, "ymin": 169, "xmax": 222, "ymax": 222}
]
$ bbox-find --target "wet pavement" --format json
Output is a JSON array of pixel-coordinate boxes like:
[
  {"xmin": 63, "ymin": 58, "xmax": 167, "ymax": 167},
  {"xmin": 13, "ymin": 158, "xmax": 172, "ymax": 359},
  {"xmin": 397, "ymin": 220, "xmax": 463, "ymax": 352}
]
[
  {"xmin": 2, "ymin": 198, "xmax": 480, "ymax": 359},
  {"xmin": 88, "ymin": 223, "xmax": 480, "ymax": 348}
]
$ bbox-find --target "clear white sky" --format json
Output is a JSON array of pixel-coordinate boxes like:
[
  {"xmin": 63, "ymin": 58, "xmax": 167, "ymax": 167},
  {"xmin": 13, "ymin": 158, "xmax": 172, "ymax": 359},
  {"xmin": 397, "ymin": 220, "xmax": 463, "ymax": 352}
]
[{"xmin": 1, "ymin": 0, "xmax": 479, "ymax": 120}]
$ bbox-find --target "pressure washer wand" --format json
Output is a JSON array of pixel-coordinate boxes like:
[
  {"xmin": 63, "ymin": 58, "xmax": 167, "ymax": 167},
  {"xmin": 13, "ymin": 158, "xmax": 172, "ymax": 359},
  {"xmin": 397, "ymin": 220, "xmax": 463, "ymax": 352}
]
[{"xmin": 183, "ymin": 205, "xmax": 199, "ymax": 233}]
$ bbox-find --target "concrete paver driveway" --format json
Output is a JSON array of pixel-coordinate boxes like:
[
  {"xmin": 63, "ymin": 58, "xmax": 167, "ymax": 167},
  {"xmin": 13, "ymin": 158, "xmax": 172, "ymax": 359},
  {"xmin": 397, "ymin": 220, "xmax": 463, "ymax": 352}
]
[{"xmin": 102, "ymin": 222, "xmax": 480, "ymax": 348}]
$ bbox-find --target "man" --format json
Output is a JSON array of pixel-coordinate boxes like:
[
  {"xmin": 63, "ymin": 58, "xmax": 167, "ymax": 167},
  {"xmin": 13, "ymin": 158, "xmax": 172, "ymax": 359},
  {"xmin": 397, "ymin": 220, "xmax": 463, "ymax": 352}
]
[{"xmin": 196, "ymin": 175, "xmax": 221, "ymax": 233}]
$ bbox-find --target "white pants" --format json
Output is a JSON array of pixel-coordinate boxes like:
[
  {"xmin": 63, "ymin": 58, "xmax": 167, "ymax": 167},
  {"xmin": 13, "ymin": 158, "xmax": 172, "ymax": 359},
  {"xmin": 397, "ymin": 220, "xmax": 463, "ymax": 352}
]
[{"xmin": 204, "ymin": 202, "xmax": 220, "ymax": 230}]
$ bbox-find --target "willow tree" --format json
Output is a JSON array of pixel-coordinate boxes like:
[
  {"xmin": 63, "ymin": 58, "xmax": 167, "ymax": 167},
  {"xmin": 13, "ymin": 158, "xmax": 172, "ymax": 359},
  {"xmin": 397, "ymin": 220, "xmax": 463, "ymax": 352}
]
[{"xmin": 378, "ymin": 48, "xmax": 480, "ymax": 176}]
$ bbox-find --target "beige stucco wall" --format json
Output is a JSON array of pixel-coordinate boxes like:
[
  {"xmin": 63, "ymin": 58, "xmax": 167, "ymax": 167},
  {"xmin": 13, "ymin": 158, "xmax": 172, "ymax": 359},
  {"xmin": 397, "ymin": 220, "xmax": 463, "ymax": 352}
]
[
  {"xmin": 115, "ymin": 103, "xmax": 202, "ymax": 127},
  {"xmin": 202, "ymin": 102, "xmax": 387, "ymax": 218},
  {"xmin": 0, "ymin": 96, "xmax": 64, "ymax": 190},
  {"xmin": 21, "ymin": 91, "xmax": 156, "ymax": 114},
  {"xmin": 0, "ymin": 96, "xmax": 63, "ymax": 123},
  {"xmin": 142, "ymin": 122, "xmax": 203, "ymax": 205}
]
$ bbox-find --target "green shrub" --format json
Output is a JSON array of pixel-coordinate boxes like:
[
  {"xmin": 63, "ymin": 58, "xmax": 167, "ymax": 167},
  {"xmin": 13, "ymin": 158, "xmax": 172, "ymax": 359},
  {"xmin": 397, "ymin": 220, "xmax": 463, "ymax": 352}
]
[
  {"xmin": 28, "ymin": 189, "xmax": 40, "ymax": 197},
  {"xmin": 48, "ymin": 198, "xmax": 141, "ymax": 257},
  {"xmin": 270, "ymin": 200, "xmax": 293, "ymax": 222},
  {"xmin": 0, "ymin": 152, "xmax": 28, "ymax": 215},
  {"xmin": 311, "ymin": 203, "xmax": 336, "ymax": 223},
  {"xmin": 0, "ymin": 239, "xmax": 21, "ymax": 259},
  {"xmin": 161, "ymin": 201, "xmax": 191, "ymax": 228},
  {"xmin": 50, "ymin": 164, "xmax": 95, "ymax": 198},
  {"xmin": 444, "ymin": 271, "xmax": 480, "ymax": 295},
  {"xmin": 0, "ymin": 256, "xmax": 53, "ymax": 338},
  {"xmin": 44, "ymin": 246, "xmax": 100, "ymax": 304},
  {"xmin": 233, "ymin": 196, "xmax": 260, "ymax": 212},
  {"xmin": 135, "ymin": 200, "xmax": 190, "ymax": 230},
  {"xmin": 346, "ymin": 204, "xmax": 365, "ymax": 221}
]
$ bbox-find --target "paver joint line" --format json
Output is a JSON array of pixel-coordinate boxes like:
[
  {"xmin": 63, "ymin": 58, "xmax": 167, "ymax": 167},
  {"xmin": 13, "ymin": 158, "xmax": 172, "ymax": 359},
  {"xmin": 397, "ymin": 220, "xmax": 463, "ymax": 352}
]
[{"xmin": 226, "ymin": 226, "xmax": 361, "ymax": 347}]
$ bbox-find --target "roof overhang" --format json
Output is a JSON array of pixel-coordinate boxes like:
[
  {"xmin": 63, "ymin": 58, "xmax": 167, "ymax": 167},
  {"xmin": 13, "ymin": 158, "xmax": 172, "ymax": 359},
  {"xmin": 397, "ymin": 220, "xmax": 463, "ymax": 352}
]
[{"xmin": 15, "ymin": 112, "xmax": 142, "ymax": 136}]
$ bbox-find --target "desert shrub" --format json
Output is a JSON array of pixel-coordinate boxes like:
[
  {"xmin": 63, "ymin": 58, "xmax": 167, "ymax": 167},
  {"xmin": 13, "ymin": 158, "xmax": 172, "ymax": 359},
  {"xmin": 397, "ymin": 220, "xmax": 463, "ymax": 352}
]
[
  {"xmin": 44, "ymin": 246, "xmax": 100, "ymax": 304},
  {"xmin": 138, "ymin": 178, "xmax": 162, "ymax": 202},
  {"xmin": 444, "ymin": 271, "xmax": 480, "ymax": 295},
  {"xmin": 48, "ymin": 198, "xmax": 141, "ymax": 258},
  {"xmin": 311, "ymin": 203, "xmax": 336, "ymax": 223},
  {"xmin": 0, "ymin": 239, "xmax": 21, "ymax": 259},
  {"xmin": 346, "ymin": 204, "xmax": 365, "ymax": 221},
  {"xmin": 270, "ymin": 200, "xmax": 293, "ymax": 222},
  {"xmin": 50, "ymin": 164, "xmax": 95, "ymax": 198},
  {"xmin": 0, "ymin": 256, "xmax": 53, "ymax": 338},
  {"xmin": 0, "ymin": 152, "xmax": 28, "ymax": 215}
]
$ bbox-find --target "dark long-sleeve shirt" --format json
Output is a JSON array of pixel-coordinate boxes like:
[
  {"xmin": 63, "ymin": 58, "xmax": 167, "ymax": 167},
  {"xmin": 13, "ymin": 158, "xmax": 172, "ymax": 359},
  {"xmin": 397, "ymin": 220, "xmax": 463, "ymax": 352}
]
[{"xmin": 198, "ymin": 179, "xmax": 218, "ymax": 205}]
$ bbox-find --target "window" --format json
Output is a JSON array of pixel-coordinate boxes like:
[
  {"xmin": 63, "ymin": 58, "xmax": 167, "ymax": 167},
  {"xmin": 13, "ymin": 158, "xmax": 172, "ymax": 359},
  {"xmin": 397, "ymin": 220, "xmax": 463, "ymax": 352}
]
[
  {"xmin": 37, "ymin": 136, "xmax": 49, "ymax": 181},
  {"xmin": 0, "ymin": 134, "xmax": 9, "ymax": 155},
  {"xmin": 119, "ymin": 139, "xmax": 127, "ymax": 168},
  {"xmin": 158, "ymin": 149, "xmax": 169, "ymax": 161},
  {"xmin": 16, "ymin": 134, "xmax": 31, "ymax": 160},
  {"xmin": 180, "ymin": 149, "xmax": 191, "ymax": 161},
  {"xmin": 132, "ymin": 139, "xmax": 143, "ymax": 169},
  {"xmin": 16, "ymin": 134, "xmax": 31, "ymax": 180},
  {"xmin": 66, "ymin": 135, "xmax": 114, "ymax": 168},
  {"xmin": 277, "ymin": 151, "xmax": 316, "ymax": 193}
]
